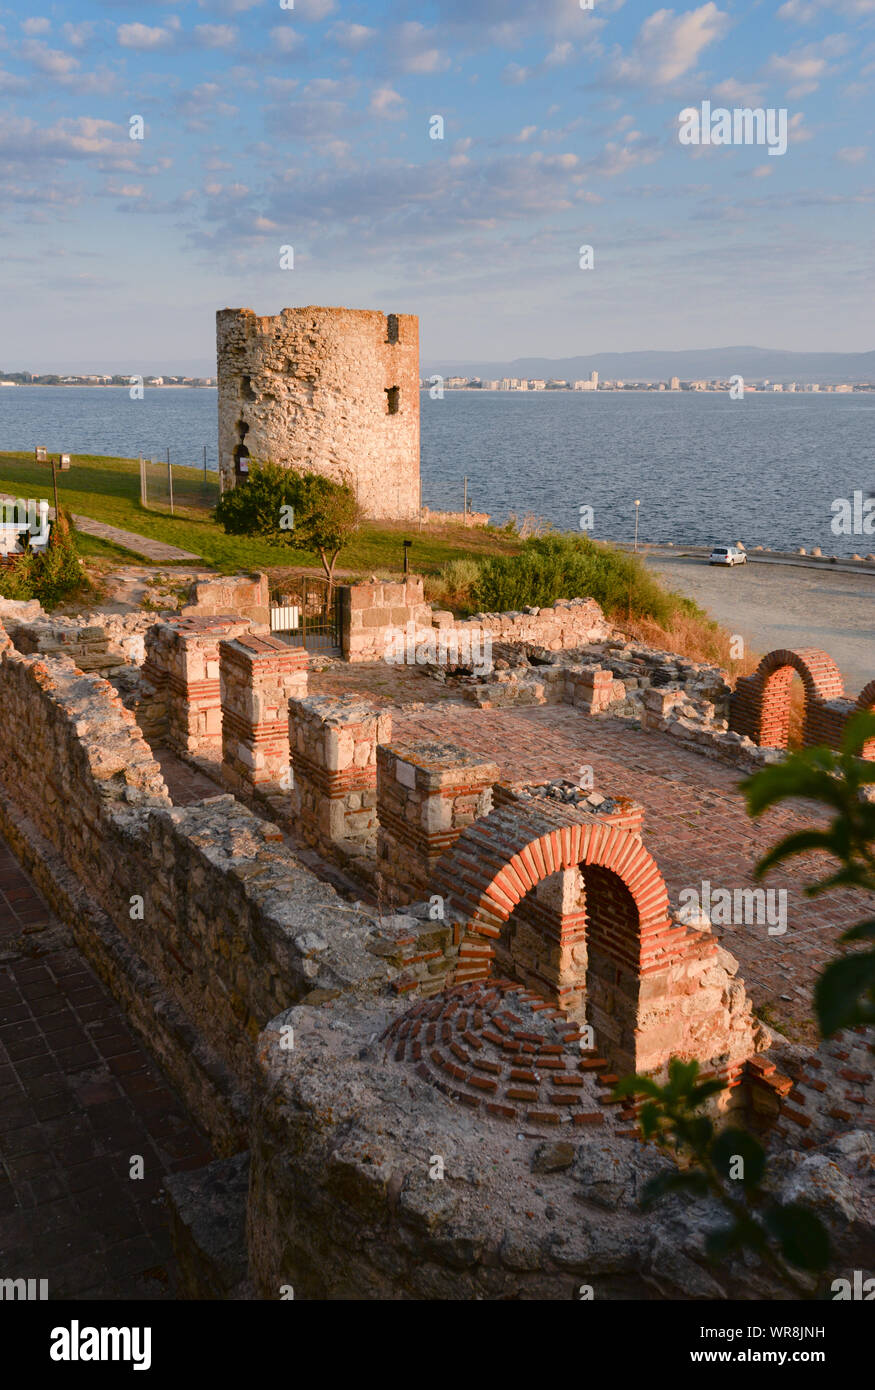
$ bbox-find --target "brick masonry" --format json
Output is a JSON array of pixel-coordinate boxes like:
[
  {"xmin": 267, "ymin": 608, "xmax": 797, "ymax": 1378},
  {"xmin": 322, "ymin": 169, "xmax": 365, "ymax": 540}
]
[
  {"xmin": 141, "ymin": 615, "xmax": 254, "ymax": 763},
  {"xmin": 219, "ymin": 633, "xmax": 308, "ymax": 806},
  {"xmin": 288, "ymin": 693, "xmax": 392, "ymax": 853},
  {"xmin": 730, "ymin": 647, "xmax": 874, "ymax": 756}
]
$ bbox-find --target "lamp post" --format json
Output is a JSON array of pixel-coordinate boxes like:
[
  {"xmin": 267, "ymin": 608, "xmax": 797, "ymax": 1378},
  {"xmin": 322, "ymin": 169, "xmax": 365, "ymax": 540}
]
[
  {"xmin": 633, "ymin": 499, "xmax": 641, "ymax": 552},
  {"xmin": 402, "ymin": 539, "xmax": 412, "ymax": 575}
]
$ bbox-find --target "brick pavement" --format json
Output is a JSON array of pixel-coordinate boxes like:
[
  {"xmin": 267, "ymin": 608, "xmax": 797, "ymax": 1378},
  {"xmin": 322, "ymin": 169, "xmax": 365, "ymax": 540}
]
[
  {"xmin": 0, "ymin": 837, "xmax": 213, "ymax": 1299},
  {"xmin": 391, "ymin": 704, "xmax": 875, "ymax": 1043}
]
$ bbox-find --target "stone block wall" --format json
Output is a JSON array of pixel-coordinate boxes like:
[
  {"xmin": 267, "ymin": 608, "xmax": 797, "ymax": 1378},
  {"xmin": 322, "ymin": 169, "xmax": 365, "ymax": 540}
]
[
  {"xmin": 219, "ymin": 633, "xmax": 308, "ymax": 804},
  {"xmin": 142, "ymin": 615, "xmax": 253, "ymax": 759},
  {"xmin": 181, "ymin": 572, "xmax": 270, "ymax": 628},
  {"xmin": 0, "ymin": 621, "xmax": 394, "ymax": 1149},
  {"xmin": 340, "ymin": 576, "xmax": 432, "ymax": 663},
  {"xmin": 376, "ymin": 742, "xmax": 500, "ymax": 905},
  {"xmin": 5, "ymin": 616, "xmax": 126, "ymax": 677},
  {"xmin": 216, "ymin": 305, "xmax": 420, "ymax": 520},
  {"xmin": 288, "ymin": 694, "xmax": 391, "ymax": 852}
]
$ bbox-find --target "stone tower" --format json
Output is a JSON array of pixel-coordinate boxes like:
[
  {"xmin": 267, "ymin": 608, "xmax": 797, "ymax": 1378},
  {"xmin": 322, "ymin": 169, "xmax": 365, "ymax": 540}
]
[{"xmin": 216, "ymin": 306, "xmax": 420, "ymax": 520}]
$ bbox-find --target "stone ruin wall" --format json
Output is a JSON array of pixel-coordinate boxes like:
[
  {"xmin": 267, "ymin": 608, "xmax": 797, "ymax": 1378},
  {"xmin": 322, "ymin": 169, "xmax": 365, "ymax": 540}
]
[
  {"xmin": 1, "ymin": 591, "xmax": 872, "ymax": 1300},
  {"xmin": 216, "ymin": 306, "xmax": 420, "ymax": 519}
]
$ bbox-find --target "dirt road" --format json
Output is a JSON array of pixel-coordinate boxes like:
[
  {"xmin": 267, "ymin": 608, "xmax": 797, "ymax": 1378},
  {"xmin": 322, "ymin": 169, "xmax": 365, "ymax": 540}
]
[{"xmin": 643, "ymin": 552, "xmax": 874, "ymax": 695}]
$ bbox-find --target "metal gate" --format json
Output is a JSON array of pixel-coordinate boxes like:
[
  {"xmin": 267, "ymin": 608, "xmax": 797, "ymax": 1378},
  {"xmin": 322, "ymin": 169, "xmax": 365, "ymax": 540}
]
[{"xmin": 269, "ymin": 574, "xmax": 341, "ymax": 653}]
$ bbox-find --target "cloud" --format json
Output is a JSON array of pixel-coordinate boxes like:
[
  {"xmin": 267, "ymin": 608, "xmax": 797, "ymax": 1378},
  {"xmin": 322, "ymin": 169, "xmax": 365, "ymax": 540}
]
[
  {"xmin": 779, "ymin": 0, "xmax": 875, "ymax": 20},
  {"xmin": 268, "ymin": 26, "xmax": 304, "ymax": 55},
  {"xmin": 328, "ymin": 22, "xmax": 375, "ymax": 52},
  {"xmin": 0, "ymin": 115, "xmax": 124, "ymax": 162},
  {"xmin": 293, "ymin": 0, "xmax": 336, "ymax": 18},
  {"xmin": 391, "ymin": 22, "xmax": 449, "ymax": 74},
  {"xmin": 21, "ymin": 18, "xmax": 50, "ymax": 36},
  {"xmin": 766, "ymin": 36, "xmax": 848, "ymax": 95},
  {"xmin": 117, "ymin": 23, "xmax": 176, "ymax": 51},
  {"xmin": 193, "ymin": 25, "xmax": 237, "ymax": 49},
  {"xmin": 20, "ymin": 40, "xmax": 79, "ymax": 77},
  {"xmin": 712, "ymin": 77, "xmax": 766, "ymax": 105},
  {"xmin": 370, "ymin": 87, "xmax": 406, "ymax": 118},
  {"xmin": 837, "ymin": 144, "xmax": 868, "ymax": 161},
  {"xmin": 605, "ymin": 3, "xmax": 729, "ymax": 88}
]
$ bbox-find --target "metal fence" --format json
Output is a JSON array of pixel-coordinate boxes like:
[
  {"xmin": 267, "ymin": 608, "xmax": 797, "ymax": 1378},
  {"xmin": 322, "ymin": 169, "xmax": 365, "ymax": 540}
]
[
  {"xmin": 269, "ymin": 574, "xmax": 341, "ymax": 653},
  {"xmin": 139, "ymin": 454, "xmax": 221, "ymax": 516}
]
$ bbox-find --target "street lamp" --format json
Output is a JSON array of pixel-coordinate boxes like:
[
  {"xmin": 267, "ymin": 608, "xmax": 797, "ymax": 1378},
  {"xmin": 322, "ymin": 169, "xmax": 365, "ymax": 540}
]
[{"xmin": 633, "ymin": 499, "xmax": 641, "ymax": 552}]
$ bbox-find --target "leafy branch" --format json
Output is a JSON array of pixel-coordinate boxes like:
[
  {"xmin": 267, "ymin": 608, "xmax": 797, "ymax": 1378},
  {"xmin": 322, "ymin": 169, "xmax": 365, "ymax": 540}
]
[
  {"xmin": 615, "ymin": 1060, "xmax": 829, "ymax": 1295},
  {"xmin": 741, "ymin": 710, "xmax": 875, "ymax": 1034}
]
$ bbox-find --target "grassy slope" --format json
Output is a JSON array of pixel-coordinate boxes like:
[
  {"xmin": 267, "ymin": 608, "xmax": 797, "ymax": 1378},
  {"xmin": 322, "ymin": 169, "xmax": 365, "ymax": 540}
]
[{"xmin": 0, "ymin": 451, "xmax": 522, "ymax": 575}]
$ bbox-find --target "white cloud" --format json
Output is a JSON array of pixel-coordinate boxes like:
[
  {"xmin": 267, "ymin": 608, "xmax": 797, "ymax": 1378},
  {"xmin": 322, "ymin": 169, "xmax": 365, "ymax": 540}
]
[
  {"xmin": 21, "ymin": 18, "xmax": 50, "ymax": 36},
  {"xmin": 605, "ymin": 3, "xmax": 729, "ymax": 88},
  {"xmin": 20, "ymin": 41, "xmax": 79, "ymax": 77},
  {"xmin": 837, "ymin": 144, "xmax": 868, "ymax": 161},
  {"xmin": 370, "ymin": 87, "xmax": 405, "ymax": 118},
  {"xmin": 269, "ymin": 26, "xmax": 304, "ymax": 55},
  {"xmin": 194, "ymin": 25, "xmax": 237, "ymax": 49},
  {"xmin": 117, "ymin": 23, "xmax": 175, "ymax": 51},
  {"xmin": 328, "ymin": 22, "xmax": 375, "ymax": 51}
]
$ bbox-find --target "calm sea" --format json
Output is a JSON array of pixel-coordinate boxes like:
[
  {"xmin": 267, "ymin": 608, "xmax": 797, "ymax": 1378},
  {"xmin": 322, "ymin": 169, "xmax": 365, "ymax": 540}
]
[{"xmin": 1, "ymin": 385, "xmax": 873, "ymax": 556}]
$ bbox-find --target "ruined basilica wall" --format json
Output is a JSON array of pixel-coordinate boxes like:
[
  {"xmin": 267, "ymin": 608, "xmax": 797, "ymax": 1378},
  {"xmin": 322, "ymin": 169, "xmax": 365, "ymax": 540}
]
[
  {"xmin": 0, "ymin": 623, "xmax": 391, "ymax": 1148},
  {"xmin": 217, "ymin": 306, "xmax": 420, "ymax": 520}
]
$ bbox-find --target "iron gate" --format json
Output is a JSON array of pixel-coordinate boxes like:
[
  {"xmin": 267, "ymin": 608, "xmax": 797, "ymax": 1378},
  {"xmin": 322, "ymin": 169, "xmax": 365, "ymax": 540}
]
[{"xmin": 270, "ymin": 574, "xmax": 342, "ymax": 653}]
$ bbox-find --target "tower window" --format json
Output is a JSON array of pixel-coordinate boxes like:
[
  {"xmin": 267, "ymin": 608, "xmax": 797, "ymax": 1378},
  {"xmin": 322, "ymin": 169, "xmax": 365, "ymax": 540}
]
[
  {"xmin": 386, "ymin": 314, "xmax": 399, "ymax": 344},
  {"xmin": 385, "ymin": 386, "xmax": 400, "ymax": 414}
]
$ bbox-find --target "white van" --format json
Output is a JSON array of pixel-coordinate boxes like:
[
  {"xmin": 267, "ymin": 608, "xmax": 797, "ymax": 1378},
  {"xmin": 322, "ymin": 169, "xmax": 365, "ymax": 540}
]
[{"xmin": 709, "ymin": 545, "xmax": 747, "ymax": 566}]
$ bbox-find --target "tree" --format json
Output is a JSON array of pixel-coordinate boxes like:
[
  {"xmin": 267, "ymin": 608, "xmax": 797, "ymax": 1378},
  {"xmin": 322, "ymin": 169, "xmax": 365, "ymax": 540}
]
[{"xmin": 215, "ymin": 461, "xmax": 362, "ymax": 595}]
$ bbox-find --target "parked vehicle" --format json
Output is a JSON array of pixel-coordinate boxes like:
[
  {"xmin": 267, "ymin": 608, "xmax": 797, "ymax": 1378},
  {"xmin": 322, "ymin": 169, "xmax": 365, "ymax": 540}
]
[{"xmin": 709, "ymin": 545, "xmax": 747, "ymax": 566}]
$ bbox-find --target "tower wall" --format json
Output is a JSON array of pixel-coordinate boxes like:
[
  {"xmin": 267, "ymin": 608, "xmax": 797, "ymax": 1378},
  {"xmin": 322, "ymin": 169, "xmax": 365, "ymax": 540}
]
[{"xmin": 216, "ymin": 305, "xmax": 420, "ymax": 520}]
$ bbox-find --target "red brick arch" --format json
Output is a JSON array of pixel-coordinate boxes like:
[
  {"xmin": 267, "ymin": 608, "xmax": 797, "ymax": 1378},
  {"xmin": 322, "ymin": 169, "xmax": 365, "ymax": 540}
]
[
  {"xmin": 432, "ymin": 799, "xmax": 715, "ymax": 1076},
  {"xmin": 730, "ymin": 647, "xmax": 846, "ymax": 750}
]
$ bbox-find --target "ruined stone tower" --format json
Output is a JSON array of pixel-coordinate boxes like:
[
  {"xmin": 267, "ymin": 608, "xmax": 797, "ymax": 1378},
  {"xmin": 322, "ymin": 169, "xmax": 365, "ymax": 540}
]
[{"xmin": 216, "ymin": 306, "xmax": 420, "ymax": 519}]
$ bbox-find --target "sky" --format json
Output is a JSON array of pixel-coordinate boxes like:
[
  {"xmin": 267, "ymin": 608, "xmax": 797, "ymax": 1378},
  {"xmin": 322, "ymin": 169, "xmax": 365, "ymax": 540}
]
[{"xmin": 1, "ymin": 0, "xmax": 873, "ymax": 372}]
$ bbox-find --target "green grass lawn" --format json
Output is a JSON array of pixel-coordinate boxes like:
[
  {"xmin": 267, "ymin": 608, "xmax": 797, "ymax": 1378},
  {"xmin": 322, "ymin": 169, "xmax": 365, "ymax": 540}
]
[{"xmin": 0, "ymin": 451, "xmax": 522, "ymax": 576}]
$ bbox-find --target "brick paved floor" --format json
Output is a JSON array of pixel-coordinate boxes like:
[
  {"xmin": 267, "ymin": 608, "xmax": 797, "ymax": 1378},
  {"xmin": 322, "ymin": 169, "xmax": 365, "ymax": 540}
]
[
  {"xmin": 0, "ymin": 838, "xmax": 213, "ymax": 1299},
  {"xmin": 391, "ymin": 704, "xmax": 875, "ymax": 1043}
]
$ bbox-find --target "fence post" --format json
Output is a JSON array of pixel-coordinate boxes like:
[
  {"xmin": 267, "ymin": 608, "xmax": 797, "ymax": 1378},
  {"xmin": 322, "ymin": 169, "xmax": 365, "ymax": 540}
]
[
  {"xmin": 167, "ymin": 458, "xmax": 174, "ymax": 516},
  {"xmin": 139, "ymin": 457, "xmax": 146, "ymax": 507},
  {"xmin": 203, "ymin": 445, "xmax": 207, "ymax": 480}
]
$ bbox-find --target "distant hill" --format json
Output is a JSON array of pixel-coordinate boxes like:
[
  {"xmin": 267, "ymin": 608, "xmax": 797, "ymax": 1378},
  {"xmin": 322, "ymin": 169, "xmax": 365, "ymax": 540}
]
[{"xmin": 423, "ymin": 346, "xmax": 875, "ymax": 385}]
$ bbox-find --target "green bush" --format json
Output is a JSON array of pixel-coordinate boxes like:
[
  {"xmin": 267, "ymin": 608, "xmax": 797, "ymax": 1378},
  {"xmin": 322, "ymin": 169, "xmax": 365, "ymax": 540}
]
[
  {"xmin": 470, "ymin": 533, "xmax": 688, "ymax": 623},
  {"xmin": 0, "ymin": 508, "xmax": 86, "ymax": 608}
]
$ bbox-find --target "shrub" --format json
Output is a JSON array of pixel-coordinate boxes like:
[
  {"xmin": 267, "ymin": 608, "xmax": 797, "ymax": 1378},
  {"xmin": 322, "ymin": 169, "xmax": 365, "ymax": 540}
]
[
  {"xmin": 0, "ymin": 508, "xmax": 85, "ymax": 608},
  {"xmin": 471, "ymin": 533, "xmax": 687, "ymax": 625}
]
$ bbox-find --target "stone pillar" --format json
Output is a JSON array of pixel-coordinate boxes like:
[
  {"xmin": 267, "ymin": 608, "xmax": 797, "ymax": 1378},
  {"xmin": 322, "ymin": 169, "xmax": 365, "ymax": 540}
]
[
  {"xmin": 565, "ymin": 665, "xmax": 618, "ymax": 713},
  {"xmin": 288, "ymin": 694, "xmax": 391, "ymax": 852},
  {"xmin": 143, "ymin": 615, "xmax": 252, "ymax": 762},
  {"xmin": 219, "ymin": 633, "xmax": 308, "ymax": 804},
  {"xmin": 376, "ymin": 741, "xmax": 500, "ymax": 905}
]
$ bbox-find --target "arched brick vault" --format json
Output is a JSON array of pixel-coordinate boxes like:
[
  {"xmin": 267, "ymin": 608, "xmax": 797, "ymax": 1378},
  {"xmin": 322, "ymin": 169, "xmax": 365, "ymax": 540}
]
[
  {"xmin": 729, "ymin": 646, "xmax": 853, "ymax": 751},
  {"xmin": 432, "ymin": 798, "xmax": 728, "ymax": 1078}
]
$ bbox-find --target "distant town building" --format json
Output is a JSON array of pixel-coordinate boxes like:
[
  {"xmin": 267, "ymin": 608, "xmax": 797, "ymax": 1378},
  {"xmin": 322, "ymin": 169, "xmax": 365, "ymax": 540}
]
[{"xmin": 670, "ymin": 376, "xmax": 680, "ymax": 391}]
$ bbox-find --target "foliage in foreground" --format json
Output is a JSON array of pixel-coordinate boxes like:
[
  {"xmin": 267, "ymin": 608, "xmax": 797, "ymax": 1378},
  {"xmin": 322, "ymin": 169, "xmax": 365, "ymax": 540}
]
[
  {"xmin": 742, "ymin": 710, "xmax": 875, "ymax": 1035},
  {"xmin": 616, "ymin": 721, "xmax": 875, "ymax": 1290},
  {"xmin": 615, "ymin": 1061, "xmax": 830, "ymax": 1294}
]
